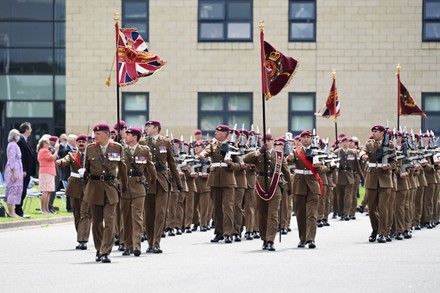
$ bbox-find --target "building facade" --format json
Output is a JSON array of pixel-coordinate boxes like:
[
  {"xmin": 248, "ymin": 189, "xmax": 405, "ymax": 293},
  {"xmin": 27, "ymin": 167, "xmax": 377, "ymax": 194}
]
[{"xmin": 1, "ymin": 0, "xmax": 440, "ymax": 167}]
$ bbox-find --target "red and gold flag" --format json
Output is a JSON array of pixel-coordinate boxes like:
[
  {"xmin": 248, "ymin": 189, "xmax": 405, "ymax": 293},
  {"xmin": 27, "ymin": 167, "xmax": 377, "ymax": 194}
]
[
  {"xmin": 260, "ymin": 31, "xmax": 298, "ymax": 100},
  {"xmin": 398, "ymin": 75, "xmax": 426, "ymax": 117}
]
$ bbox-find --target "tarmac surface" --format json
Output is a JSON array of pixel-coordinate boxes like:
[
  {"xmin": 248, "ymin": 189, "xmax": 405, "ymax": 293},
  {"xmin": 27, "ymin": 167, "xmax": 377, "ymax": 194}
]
[{"xmin": 1, "ymin": 213, "xmax": 439, "ymax": 293}]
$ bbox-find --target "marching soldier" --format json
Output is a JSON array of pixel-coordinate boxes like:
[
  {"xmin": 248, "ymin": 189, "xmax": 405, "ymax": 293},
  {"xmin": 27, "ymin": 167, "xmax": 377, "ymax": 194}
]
[
  {"xmin": 56, "ymin": 134, "xmax": 91, "ymax": 250},
  {"xmin": 193, "ymin": 141, "xmax": 211, "ymax": 232},
  {"xmin": 289, "ymin": 130, "xmax": 325, "ymax": 249},
  {"xmin": 120, "ymin": 127, "xmax": 157, "ymax": 257},
  {"xmin": 359, "ymin": 125, "xmax": 396, "ymax": 243},
  {"xmin": 143, "ymin": 120, "xmax": 183, "ymax": 253},
  {"xmin": 199, "ymin": 125, "xmax": 241, "ymax": 244},
  {"xmin": 83, "ymin": 123, "xmax": 128, "ymax": 263},
  {"xmin": 243, "ymin": 135, "xmax": 292, "ymax": 251},
  {"xmin": 334, "ymin": 136, "xmax": 363, "ymax": 221}
]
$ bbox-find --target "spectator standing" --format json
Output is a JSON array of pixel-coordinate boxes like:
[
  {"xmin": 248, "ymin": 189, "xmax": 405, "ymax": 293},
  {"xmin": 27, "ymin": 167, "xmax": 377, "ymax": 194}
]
[
  {"xmin": 4, "ymin": 129, "xmax": 24, "ymax": 218},
  {"xmin": 37, "ymin": 137, "xmax": 59, "ymax": 214}
]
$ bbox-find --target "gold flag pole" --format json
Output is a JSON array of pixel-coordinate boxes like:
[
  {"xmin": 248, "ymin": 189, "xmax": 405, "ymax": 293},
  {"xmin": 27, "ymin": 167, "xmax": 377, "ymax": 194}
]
[{"xmin": 105, "ymin": 12, "xmax": 120, "ymax": 87}]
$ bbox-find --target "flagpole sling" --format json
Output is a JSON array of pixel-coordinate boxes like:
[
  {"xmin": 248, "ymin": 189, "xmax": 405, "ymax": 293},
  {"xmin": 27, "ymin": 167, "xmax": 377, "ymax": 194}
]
[{"xmin": 259, "ymin": 21, "xmax": 269, "ymax": 195}]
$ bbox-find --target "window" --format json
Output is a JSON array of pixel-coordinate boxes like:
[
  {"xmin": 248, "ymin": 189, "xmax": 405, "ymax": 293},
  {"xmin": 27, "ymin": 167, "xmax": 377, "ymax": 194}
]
[
  {"xmin": 422, "ymin": 93, "xmax": 440, "ymax": 135},
  {"xmin": 288, "ymin": 0, "xmax": 316, "ymax": 42},
  {"xmin": 122, "ymin": 0, "xmax": 149, "ymax": 41},
  {"xmin": 288, "ymin": 92, "xmax": 315, "ymax": 135},
  {"xmin": 198, "ymin": 93, "xmax": 252, "ymax": 136},
  {"xmin": 423, "ymin": 0, "xmax": 440, "ymax": 41},
  {"xmin": 198, "ymin": 0, "xmax": 253, "ymax": 42},
  {"xmin": 122, "ymin": 92, "xmax": 149, "ymax": 128}
]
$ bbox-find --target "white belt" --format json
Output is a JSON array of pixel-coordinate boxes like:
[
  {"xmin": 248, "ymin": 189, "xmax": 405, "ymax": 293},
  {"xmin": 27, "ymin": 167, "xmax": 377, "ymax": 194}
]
[
  {"xmin": 211, "ymin": 162, "xmax": 228, "ymax": 168},
  {"xmin": 368, "ymin": 163, "xmax": 384, "ymax": 168},
  {"xmin": 295, "ymin": 169, "xmax": 313, "ymax": 175},
  {"xmin": 70, "ymin": 172, "xmax": 81, "ymax": 178}
]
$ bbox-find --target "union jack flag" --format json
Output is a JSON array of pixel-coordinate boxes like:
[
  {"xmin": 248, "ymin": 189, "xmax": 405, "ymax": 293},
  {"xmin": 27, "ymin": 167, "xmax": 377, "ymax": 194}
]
[
  {"xmin": 116, "ymin": 24, "xmax": 166, "ymax": 87},
  {"xmin": 315, "ymin": 77, "xmax": 340, "ymax": 119}
]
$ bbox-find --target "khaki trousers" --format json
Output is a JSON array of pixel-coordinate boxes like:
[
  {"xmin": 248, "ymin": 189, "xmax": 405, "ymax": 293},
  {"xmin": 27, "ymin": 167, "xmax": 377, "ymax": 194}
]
[
  {"xmin": 294, "ymin": 192, "xmax": 319, "ymax": 242},
  {"xmin": 258, "ymin": 190, "xmax": 281, "ymax": 242},
  {"xmin": 145, "ymin": 185, "xmax": 169, "ymax": 247},
  {"xmin": 243, "ymin": 187, "xmax": 255, "ymax": 232},
  {"xmin": 90, "ymin": 198, "xmax": 116, "ymax": 255},
  {"xmin": 233, "ymin": 187, "xmax": 245, "ymax": 235},
  {"xmin": 212, "ymin": 187, "xmax": 234, "ymax": 236},
  {"xmin": 366, "ymin": 187, "xmax": 391, "ymax": 236},
  {"xmin": 121, "ymin": 196, "xmax": 145, "ymax": 250}
]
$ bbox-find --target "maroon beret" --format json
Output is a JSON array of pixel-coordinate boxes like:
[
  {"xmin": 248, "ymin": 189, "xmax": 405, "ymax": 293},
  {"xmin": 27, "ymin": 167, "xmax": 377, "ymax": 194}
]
[
  {"xmin": 395, "ymin": 131, "xmax": 403, "ymax": 137},
  {"xmin": 173, "ymin": 138, "xmax": 181, "ymax": 143},
  {"xmin": 239, "ymin": 129, "xmax": 249, "ymax": 136},
  {"xmin": 264, "ymin": 133, "xmax": 273, "ymax": 141},
  {"xmin": 300, "ymin": 130, "xmax": 313, "ymax": 137},
  {"xmin": 93, "ymin": 123, "xmax": 110, "ymax": 132},
  {"xmin": 76, "ymin": 134, "xmax": 88, "ymax": 142},
  {"xmin": 232, "ymin": 129, "xmax": 240, "ymax": 136},
  {"xmin": 371, "ymin": 125, "xmax": 385, "ymax": 132},
  {"xmin": 294, "ymin": 135, "xmax": 301, "ymax": 140},
  {"xmin": 422, "ymin": 132, "xmax": 430, "ymax": 138},
  {"xmin": 126, "ymin": 127, "xmax": 142, "ymax": 136},
  {"xmin": 277, "ymin": 136, "xmax": 287, "ymax": 143},
  {"xmin": 184, "ymin": 142, "xmax": 189, "ymax": 146},
  {"xmin": 114, "ymin": 120, "xmax": 126, "ymax": 130},
  {"xmin": 87, "ymin": 135, "xmax": 93, "ymax": 140},
  {"xmin": 338, "ymin": 132, "xmax": 346, "ymax": 139},
  {"xmin": 145, "ymin": 120, "xmax": 161, "ymax": 127},
  {"xmin": 194, "ymin": 141, "xmax": 205, "ymax": 147},
  {"xmin": 49, "ymin": 136, "xmax": 58, "ymax": 142},
  {"xmin": 274, "ymin": 139, "xmax": 285, "ymax": 146},
  {"xmin": 194, "ymin": 129, "xmax": 202, "ymax": 135},
  {"xmin": 414, "ymin": 133, "xmax": 420, "ymax": 139},
  {"xmin": 110, "ymin": 128, "xmax": 116, "ymax": 134},
  {"xmin": 339, "ymin": 136, "xmax": 349, "ymax": 142},
  {"xmin": 215, "ymin": 125, "xmax": 230, "ymax": 132}
]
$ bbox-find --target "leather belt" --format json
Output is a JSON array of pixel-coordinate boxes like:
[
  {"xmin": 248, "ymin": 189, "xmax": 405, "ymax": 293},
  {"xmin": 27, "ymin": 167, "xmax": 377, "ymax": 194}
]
[
  {"xmin": 129, "ymin": 170, "xmax": 143, "ymax": 177},
  {"xmin": 295, "ymin": 169, "xmax": 313, "ymax": 175},
  {"xmin": 70, "ymin": 172, "xmax": 81, "ymax": 178},
  {"xmin": 258, "ymin": 172, "xmax": 273, "ymax": 177},
  {"xmin": 211, "ymin": 162, "xmax": 228, "ymax": 168},
  {"xmin": 368, "ymin": 163, "xmax": 384, "ymax": 168},
  {"xmin": 90, "ymin": 175, "xmax": 115, "ymax": 181}
]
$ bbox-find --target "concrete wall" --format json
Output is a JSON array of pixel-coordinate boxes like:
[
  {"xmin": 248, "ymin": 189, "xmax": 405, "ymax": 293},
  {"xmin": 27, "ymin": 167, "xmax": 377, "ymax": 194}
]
[{"xmin": 66, "ymin": 0, "xmax": 440, "ymax": 142}]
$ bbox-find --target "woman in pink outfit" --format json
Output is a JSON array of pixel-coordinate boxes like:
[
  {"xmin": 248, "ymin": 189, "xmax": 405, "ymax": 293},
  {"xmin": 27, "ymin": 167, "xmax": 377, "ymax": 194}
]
[
  {"xmin": 37, "ymin": 137, "xmax": 59, "ymax": 213},
  {"xmin": 4, "ymin": 129, "xmax": 24, "ymax": 218}
]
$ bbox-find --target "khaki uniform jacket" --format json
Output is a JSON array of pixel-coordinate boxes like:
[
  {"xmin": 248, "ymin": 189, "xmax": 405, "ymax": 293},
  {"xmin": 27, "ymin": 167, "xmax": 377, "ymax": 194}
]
[
  {"xmin": 359, "ymin": 139, "xmax": 396, "ymax": 189},
  {"xmin": 234, "ymin": 165, "xmax": 247, "ymax": 189},
  {"xmin": 58, "ymin": 151, "xmax": 86, "ymax": 199},
  {"xmin": 243, "ymin": 150, "xmax": 292, "ymax": 190},
  {"xmin": 291, "ymin": 147, "xmax": 325, "ymax": 195},
  {"xmin": 83, "ymin": 142, "xmax": 128, "ymax": 206},
  {"xmin": 142, "ymin": 136, "xmax": 182, "ymax": 194},
  {"xmin": 204, "ymin": 141, "xmax": 240, "ymax": 187},
  {"xmin": 244, "ymin": 164, "xmax": 256, "ymax": 189},
  {"xmin": 122, "ymin": 144, "xmax": 157, "ymax": 199},
  {"xmin": 334, "ymin": 148, "xmax": 363, "ymax": 185}
]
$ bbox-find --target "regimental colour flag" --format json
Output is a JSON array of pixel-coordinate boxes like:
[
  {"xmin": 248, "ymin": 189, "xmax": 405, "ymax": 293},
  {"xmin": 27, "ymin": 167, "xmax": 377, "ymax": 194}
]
[
  {"xmin": 398, "ymin": 77, "xmax": 426, "ymax": 118},
  {"xmin": 116, "ymin": 24, "xmax": 166, "ymax": 87},
  {"xmin": 260, "ymin": 31, "xmax": 299, "ymax": 100},
  {"xmin": 315, "ymin": 76, "xmax": 340, "ymax": 119}
]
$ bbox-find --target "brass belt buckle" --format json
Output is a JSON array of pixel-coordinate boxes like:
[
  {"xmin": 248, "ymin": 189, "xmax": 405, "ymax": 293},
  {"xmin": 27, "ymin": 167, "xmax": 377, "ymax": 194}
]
[{"xmin": 100, "ymin": 175, "xmax": 105, "ymax": 181}]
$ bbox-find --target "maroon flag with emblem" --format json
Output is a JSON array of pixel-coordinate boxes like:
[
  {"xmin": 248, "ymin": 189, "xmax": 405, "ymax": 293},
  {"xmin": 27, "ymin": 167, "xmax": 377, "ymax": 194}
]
[
  {"xmin": 261, "ymin": 31, "xmax": 299, "ymax": 100},
  {"xmin": 398, "ymin": 75, "xmax": 426, "ymax": 117}
]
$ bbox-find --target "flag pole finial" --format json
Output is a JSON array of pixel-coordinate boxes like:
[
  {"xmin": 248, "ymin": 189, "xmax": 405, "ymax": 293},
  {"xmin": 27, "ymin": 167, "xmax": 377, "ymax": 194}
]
[
  {"xmin": 332, "ymin": 69, "xmax": 336, "ymax": 79},
  {"xmin": 259, "ymin": 20, "xmax": 265, "ymax": 32},
  {"xmin": 114, "ymin": 12, "xmax": 120, "ymax": 23},
  {"xmin": 396, "ymin": 63, "xmax": 401, "ymax": 75}
]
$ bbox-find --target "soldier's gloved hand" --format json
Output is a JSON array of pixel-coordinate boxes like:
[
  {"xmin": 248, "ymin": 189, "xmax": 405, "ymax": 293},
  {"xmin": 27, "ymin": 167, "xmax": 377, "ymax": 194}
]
[
  {"xmin": 259, "ymin": 145, "xmax": 266, "ymax": 154},
  {"xmin": 177, "ymin": 185, "xmax": 183, "ymax": 192}
]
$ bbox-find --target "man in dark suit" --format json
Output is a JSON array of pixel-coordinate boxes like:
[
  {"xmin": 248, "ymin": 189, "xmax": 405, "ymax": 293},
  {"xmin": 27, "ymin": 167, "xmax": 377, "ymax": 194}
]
[{"xmin": 16, "ymin": 122, "xmax": 36, "ymax": 217}]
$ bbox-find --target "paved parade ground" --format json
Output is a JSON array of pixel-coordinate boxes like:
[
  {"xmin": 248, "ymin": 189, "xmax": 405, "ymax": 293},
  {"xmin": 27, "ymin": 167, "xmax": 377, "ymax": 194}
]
[{"xmin": 1, "ymin": 213, "xmax": 439, "ymax": 293}]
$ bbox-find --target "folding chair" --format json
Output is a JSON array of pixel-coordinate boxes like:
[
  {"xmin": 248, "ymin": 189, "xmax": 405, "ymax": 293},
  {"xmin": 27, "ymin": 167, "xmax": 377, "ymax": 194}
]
[
  {"xmin": 23, "ymin": 177, "xmax": 42, "ymax": 213},
  {"xmin": 56, "ymin": 189, "xmax": 66, "ymax": 212},
  {"xmin": 0, "ymin": 172, "xmax": 7, "ymax": 213}
]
